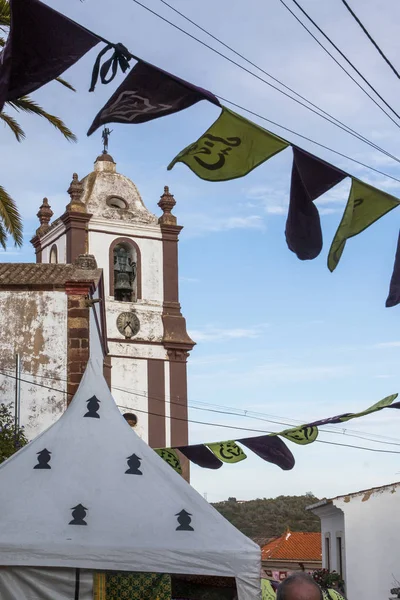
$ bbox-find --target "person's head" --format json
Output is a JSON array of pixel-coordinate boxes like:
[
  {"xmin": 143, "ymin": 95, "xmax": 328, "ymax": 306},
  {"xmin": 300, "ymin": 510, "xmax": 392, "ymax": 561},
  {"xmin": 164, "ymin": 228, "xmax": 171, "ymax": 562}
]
[
  {"xmin": 123, "ymin": 412, "xmax": 138, "ymax": 428},
  {"xmin": 276, "ymin": 573, "xmax": 323, "ymax": 600}
]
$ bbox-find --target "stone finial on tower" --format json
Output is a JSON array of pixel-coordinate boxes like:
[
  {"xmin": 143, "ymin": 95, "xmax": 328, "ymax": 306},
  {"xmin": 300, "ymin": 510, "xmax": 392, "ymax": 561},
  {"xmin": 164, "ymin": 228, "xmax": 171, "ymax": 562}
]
[
  {"xmin": 158, "ymin": 186, "xmax": 177, "ymax": 225},
  {"xmin": 66, "ymin": 173, "xmax": 85, "ymax": 213},
  {"xmin": 36, "ymin": 198, "xmax": 53, "ymax": 236}
]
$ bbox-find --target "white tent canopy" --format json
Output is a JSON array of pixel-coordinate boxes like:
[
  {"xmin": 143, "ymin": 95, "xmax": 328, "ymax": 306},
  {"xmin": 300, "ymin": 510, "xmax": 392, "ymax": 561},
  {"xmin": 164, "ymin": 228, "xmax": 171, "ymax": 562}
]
[{"xmin": 0, "ymin": 352, "xmax": 260, "ymax": 600}]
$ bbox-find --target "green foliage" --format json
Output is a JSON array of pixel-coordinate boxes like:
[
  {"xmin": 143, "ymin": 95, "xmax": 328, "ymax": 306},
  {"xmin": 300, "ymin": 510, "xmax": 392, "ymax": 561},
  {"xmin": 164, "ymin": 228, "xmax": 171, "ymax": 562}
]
[
  {"xmin": 212, "ymin": 493, "xmax": 320, "ymax": 539},
  {"xmin": 0, "ymin": 403, "xmax": 28, "ymax": 465}
]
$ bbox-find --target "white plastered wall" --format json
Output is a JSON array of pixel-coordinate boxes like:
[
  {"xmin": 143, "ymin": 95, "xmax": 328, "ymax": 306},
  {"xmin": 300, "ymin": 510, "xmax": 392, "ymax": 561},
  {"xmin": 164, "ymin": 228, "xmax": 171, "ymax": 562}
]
[
  {"xmin": 0, "ymin": 290, "xmax": 68, "ymax": 440},
  {"xmin": 335, "ymin": 484, "xmax": 400, "ymax": 600},
  {"xmin": 40, "ymin": 222, "xmax": 67, "ymax": 264}
]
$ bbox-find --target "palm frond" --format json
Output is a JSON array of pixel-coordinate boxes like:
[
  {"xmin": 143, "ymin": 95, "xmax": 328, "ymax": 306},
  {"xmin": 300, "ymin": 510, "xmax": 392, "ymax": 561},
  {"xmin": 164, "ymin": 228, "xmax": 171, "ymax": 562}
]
[
  {"xmin": 56, "ymin": 77, "xmax": 76, "ymax": 92},
  {"xmin": 0, "ymin": 186, "xmax": 23, "ymax": 247},
  {"xmin": 0, "ymin": 0, "xmax": 10, "ymax": 27},
  {"xmin": 7, "ymin": 96, "xmax": 77, "ymax": 143},
  {"xmin": 0, "ymin": 111, "xmax": 25, "ymax": 141}
]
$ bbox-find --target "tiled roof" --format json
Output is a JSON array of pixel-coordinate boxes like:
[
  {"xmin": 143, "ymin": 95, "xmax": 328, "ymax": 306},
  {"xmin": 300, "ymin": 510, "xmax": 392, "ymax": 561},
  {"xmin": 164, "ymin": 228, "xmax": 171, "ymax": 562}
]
[
  {"xmin": 0, "ymin": 263, "xmax": 102, "ymax": 287},
  {"xmin": 262, "ymin": 530, "xmax": 322, "ymax": 562}
]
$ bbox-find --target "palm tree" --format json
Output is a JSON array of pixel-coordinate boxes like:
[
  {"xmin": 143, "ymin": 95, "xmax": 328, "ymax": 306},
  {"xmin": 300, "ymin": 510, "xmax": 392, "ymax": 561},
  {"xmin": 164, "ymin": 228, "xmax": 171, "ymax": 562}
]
[{"xmin": 0, "ymin": 0, "xmax": 76, "ymax": 250}]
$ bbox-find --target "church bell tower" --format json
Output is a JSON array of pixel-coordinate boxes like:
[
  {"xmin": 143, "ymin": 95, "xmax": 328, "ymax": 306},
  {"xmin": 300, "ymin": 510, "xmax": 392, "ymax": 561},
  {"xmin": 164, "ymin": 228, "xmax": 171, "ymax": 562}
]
[{"xmin": 32, "ymin": 151, "xmax": 195, "ymax": 462}]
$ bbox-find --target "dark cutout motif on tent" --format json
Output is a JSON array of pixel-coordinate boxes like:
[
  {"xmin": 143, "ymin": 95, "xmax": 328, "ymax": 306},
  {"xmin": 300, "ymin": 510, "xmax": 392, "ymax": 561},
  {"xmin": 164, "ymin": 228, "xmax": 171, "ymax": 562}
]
[
  {"xmin": 179, "ymin": 444, "xmax": 223, "ymax": 469},
  {"xmin": 88, "ymin": 60, "xmax": 220, "ymax": 136},
  {"xmin": 33, "ymin": 448, "xmax": 52, "ymax": 469},
  {"xmin": 125, "ymin": 453, "xmax": 143, "ymax": 475},
  {"xmin": 84, "ymin": 396, "xmax": 100, "ymax": 419},
  {"xmin": 0, "ymin": 0, "xmax": 101, "ymax": 112},
  {"xmin": 176, "ymin": 509, "xmax": 194, "ymax": 531},
  {"xmin": 69, "ymin": 504, "xmax": 88, "ymax": 526},
  {"xmin": 285, "ymin": 147, "xmax": 347, "ymax": 260}
]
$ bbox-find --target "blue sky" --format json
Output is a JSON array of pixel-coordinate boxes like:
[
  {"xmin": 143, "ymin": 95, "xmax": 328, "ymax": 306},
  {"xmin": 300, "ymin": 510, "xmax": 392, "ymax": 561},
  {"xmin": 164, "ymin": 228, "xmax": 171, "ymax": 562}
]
[{"xmin": 2, "ymin": 0, "xmax": 400, "ymax": 502}]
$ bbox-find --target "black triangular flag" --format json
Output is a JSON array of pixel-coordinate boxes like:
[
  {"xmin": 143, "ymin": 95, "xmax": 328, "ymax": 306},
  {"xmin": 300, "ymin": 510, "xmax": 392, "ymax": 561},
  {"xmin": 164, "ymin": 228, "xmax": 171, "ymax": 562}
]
[
  {"xmin": 0, "ymin": 0, "xmax": 100, "ymax": 112},
  {"xmin": 88, "ymin": 60, "xmax": 220, "ymax": 136},
  {"xmin": 285, "ymin": 147, "xmax": 347, "ymax": 260}
]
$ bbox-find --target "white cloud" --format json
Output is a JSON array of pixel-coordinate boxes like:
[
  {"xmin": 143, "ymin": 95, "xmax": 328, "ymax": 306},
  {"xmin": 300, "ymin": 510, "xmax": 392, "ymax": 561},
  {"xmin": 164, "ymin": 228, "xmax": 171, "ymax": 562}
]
[
  {"xmin": 181, "ymin": 213, "xmax": 266, "ymax": 237},
  {"xmin": 179, "ymin": 276, "xmax": 200, "ymax": 283},
  {"xmin": 189, "ymin": 323, "xmax": 269, "ymax": 342},
  {"xmin": 373, "ymin": 341, "xmax": 400, "ymax": 349}
]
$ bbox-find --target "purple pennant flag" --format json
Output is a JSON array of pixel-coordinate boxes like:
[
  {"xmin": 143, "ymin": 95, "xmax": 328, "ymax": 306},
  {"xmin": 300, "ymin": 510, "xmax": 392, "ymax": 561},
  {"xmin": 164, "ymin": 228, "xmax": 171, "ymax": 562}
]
[
  {"xmin": 0, "ymin": 0, "xmax": 100, "ymax": 112},
  {"xmin": 239, "ymin": 435, "xmax": 295, "ymax": 471},
  {"xmin": 386, "ymin": 231, "xmax": 400, "ymax": 307},
  {"xmin": 307, "ymin": 414, "xmax": 351, "ymax": 427},
  {"xmin": 178, "ymin": 444, "xmax": 223, "ymax": 470},
  {"xmin": 285, "ymin": 147, "xmax": 347, "ymax": 260},
  {"xmin": 87, "ymin": 60, "xmax": 221, "ymax": 135}
]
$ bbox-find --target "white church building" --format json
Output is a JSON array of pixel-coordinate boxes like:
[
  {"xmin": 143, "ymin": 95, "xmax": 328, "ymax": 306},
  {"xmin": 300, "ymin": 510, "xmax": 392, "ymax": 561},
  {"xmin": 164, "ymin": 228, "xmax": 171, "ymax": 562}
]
[{"xmin": 0, "ymin": 151, "xmax": 195, "ymax": 478}]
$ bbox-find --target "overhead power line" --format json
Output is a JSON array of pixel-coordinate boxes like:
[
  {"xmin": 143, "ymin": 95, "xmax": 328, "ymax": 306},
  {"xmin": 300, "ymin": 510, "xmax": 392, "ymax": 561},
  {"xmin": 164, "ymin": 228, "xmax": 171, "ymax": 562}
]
[
  {"xmin": 154, "ymin": 0, "xmax": 400, "ymax": 165},
  {"xmin": 127, "ymin": 0, "xmax": 400, "ymax": 183},
  {"xmin": 2, "ymin": 366, "xmax": 400, "ymax": 446},
  {"xmin": 339, "ymin": 0, "xmax": 400, "ymax": 80},
  {"xmin": 278, "ymin": 0, "xmax": 400, "ymax": 125},
  {"xmin": 2, "ymin": 369, "xmax": 400, "ymax": 454}
]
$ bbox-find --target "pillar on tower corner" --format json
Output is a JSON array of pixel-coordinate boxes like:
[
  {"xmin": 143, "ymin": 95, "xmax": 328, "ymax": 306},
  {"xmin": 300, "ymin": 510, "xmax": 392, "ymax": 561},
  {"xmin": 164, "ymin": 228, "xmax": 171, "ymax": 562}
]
[
  {"xmin": 61, "ymin": 173, "xmax": 92, "ymax": 264},
  {"xmin": 30, "ymin": 197, "xmax": 54, "ymax": 263},
  {"xmin": 158, "ymin": 186, "xmax": 195, "ymax": 481}
]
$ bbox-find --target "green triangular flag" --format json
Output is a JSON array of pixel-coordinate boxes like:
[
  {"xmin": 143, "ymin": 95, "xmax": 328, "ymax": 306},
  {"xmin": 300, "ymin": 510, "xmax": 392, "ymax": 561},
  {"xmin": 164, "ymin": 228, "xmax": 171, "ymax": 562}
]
[
  {"xmin": 340, "ymin": 393, "xmax": 398, "ymax": 422},
  {"xmin": 206, "ymin": 441, "xmax": 247, "ymax": 463},
  {"xmin": 168, "ymin": 107, "xmax": 289, "ymax": 181},
  {"xmin": 280, "ymin": 425, "xmax": 319, "ymax": 445},
  {"xmin": 261, "ymin": 579, "xmax": 276, "ymax": 600},
  {"xmin": 328, "ymin": 178, "xmax": 400, "ymax": 271},
  {"xmin": 154, "ymin": 448, "xmax": 182, "ymax": 474}
]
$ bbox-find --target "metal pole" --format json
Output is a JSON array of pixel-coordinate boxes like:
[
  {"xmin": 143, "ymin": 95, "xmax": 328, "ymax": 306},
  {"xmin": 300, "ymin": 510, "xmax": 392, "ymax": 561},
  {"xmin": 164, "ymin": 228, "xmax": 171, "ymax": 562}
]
[{"xmin": 14, "ymin": 353, "xmax": 20, "ymax": 450}]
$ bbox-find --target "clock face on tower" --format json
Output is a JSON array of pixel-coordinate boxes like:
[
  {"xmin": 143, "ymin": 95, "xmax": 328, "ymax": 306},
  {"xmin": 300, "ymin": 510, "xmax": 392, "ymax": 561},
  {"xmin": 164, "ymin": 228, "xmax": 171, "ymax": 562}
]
[{"xmin": 116, "ymin": 312, "xmax": 140, "ymax": 339}]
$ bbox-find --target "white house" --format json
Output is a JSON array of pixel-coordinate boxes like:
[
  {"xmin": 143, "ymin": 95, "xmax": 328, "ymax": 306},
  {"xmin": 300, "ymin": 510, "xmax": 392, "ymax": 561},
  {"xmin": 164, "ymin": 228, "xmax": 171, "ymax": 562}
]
[{"xmin": 308, "ymin": 481, "xmax": 400, "ymax": 600}]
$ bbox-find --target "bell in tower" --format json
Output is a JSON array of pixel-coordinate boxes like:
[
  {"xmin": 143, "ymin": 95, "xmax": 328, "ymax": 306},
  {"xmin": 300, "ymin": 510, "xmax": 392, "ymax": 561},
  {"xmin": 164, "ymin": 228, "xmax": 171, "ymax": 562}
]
[{"xmin": 113, "ymin": 245, "xmax": 136, "ymax": 302}]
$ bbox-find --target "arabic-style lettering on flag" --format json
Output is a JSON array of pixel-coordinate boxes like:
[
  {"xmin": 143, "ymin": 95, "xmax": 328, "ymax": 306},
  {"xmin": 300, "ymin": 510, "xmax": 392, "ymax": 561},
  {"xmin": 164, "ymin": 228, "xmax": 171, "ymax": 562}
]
[
  {"xmin": 239, "ymin": 435, "xmax": 295, "ymax": 471},
  {"xmin": 178, "ymin": 444, "xmax": 223, "ymax": 469},
  {"xmin": 286, "ymin": 147, "xmax": 347, "ymax": 260},
  {"xmin": 386, "ymin": 231, "xmax": 400, "ymax": 307},
  {"xmin": 0, "ymin": 0, "xmax": 100, "ymax": 112},
  {"xmin": 88, "ymin": 60, "xmax": 220, "ymax": 135},
  {"xmin": 279, "ymin": 425, "xmax": 319, "ymax": 445},
  {"xmin": 154, "ymin": 448, "xmax": 182, "ymax": 474},
  {"xmin": 168, "ymin": 107, "xmax": 289, "ymax": 182},
  {"xmin": 206, "ymin": 441, "xmax": 247, "ymax": 463},
  {"xmin": 328, "ymin": 178, "xmax": 400, "ymax": 272}
]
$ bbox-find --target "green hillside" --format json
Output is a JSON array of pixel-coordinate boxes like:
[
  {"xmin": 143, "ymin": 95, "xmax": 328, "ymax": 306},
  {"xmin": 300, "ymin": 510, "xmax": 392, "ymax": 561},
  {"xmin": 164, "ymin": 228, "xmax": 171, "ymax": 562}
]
[{"xmin": 212, "ymin": 494, "xmax": 321, "ymax": 540}]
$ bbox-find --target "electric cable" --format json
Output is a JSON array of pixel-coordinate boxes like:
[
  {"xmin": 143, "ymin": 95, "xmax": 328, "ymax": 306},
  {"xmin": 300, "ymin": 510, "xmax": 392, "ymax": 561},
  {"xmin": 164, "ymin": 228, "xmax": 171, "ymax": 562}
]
[
  {"xmin": 2, "ymin": 369, "xmax": 400, "ymax": 453},
  {"xmin": 151, "ymin": 0, "xmax": 400, "ymax": 164},
  {"xmin": 339, "ymin": 0, "xmax": 400, "ymax": 80},
  {"xmin": 278, "ymin": 0, "xmax": 400, "ymax": 124},
  {"xmin": 3, "ymin": 366, "xmax": 400, "ymax": 445},
  {"xmin": 127, "ymin": 0, "xmax": 400, "ymax": 182}
]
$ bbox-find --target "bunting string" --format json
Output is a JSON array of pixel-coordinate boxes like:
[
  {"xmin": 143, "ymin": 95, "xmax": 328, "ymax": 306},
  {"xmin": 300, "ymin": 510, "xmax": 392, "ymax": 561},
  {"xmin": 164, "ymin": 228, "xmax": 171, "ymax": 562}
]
[
  {"xmin": 155, "ymin": 394, "xmax": 400, "ymax": 473},
  {"xmin": 1, "ymin": 0, "xmax": 400, "ymax": 304}
]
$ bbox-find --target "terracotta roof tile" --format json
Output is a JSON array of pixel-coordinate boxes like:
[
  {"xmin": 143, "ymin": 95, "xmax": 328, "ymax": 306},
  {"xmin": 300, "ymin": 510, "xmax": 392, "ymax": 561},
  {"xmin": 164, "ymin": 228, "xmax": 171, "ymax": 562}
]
[
  {"xmin": 262, "ymin": 531, "xmax": 321, "ymax": 562},
  {"xmin": 0, "ymin": 263, "xmax": 102, "ymax": 287}
]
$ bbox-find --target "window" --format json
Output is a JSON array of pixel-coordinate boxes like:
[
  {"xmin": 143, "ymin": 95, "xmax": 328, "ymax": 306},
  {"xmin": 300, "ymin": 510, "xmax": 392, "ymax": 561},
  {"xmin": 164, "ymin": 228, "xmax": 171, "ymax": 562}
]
[
  {"xmin": 107, "ymin": 196, "xmax": 128, "ymax": 209},
  {"xmin": 49, "ymin": 244, "xmax": 58, "ymax": 264},
  {"xmin": 325, "ymin": 536, "xmax": 331, "ymax": 571},
  {"xmin": 336, "ymin": 536, "xmax": 343, "ymax": 576},
  {"xmin": 113, "ymin": 242, "xmax": 137, "ymax": 302}
]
